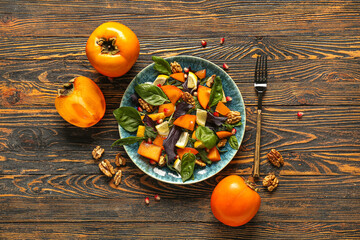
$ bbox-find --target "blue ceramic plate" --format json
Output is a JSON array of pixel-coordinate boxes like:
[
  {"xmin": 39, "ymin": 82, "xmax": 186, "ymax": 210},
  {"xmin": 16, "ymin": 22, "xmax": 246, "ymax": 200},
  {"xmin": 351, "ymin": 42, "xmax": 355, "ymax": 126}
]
[{"xmin": 118, "ymin": 55, "xmax": 246, "ymax": 184}]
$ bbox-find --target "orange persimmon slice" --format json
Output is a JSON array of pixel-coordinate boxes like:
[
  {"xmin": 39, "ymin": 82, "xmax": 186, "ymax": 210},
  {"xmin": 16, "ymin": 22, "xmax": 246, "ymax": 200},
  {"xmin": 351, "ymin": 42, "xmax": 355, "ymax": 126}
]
[
  {"xmin": 161, "ymin": 85, "xmax": 183, "ymax": 105},
  {"xmin": 215, "ymin": 101, "xmax": 231, "ymax": 116},
  {"xmin": 170, "ymin": 72, "xmax": 185, "ymax": 82},
  {"xmin": 216, "ymin": 131, "xmax": 233, "ymax": 139},
  {"xmin": 173, "ymin": 114, "xmax": 196, "ymax": 131},
  {"xmin": 137, "ymin": 141, "xmax": 162, "ymax": 162},
  {"xmin": 177, "ymin": 147, "xmax": 199, "ymax": 159},
  {"xmin": 207, "ymin": 146, "xmax": 221, "ymax": 162},
  {"xmin": 197, "ymin": 85, "xmax": 211, "ymax": 109}
]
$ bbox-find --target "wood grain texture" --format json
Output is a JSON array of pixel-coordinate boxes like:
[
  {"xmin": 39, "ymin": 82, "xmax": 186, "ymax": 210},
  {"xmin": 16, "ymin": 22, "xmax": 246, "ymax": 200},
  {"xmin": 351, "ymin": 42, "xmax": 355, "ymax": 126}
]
[
  {"xmin": 1, "ymin": 36, "xmax": 360, "ymax": 60},
  {"xmin": 0, "ymin": 0, "xmax": 359, "ymax": 37},
  {"xmin": 1, "ymin": 222, "xmax": 359, "ymax": 240},
  {"xmin": 1, "ymin": 0, "xmax": 359, "ymax": 238}
]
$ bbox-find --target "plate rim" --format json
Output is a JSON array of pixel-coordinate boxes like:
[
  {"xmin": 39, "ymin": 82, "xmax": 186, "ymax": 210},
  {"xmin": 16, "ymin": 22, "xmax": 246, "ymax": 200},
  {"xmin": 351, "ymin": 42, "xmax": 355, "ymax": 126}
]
[{"xmin": 118, "ymin": 55, "xmax": 246, "ymax": 185}]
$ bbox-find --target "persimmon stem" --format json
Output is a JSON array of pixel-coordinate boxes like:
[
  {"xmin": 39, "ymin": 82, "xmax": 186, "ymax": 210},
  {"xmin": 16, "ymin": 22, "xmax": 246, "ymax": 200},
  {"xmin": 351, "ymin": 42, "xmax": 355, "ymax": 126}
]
[{"xmin": 96, "ymin": 37, "xmax": 119, "ymax": 55}]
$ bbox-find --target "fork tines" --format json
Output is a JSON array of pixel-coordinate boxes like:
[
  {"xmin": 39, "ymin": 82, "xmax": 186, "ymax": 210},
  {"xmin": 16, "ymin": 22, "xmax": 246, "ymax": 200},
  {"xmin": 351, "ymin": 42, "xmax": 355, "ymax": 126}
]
[{"xmin": 254, "ymin": 55, "xmax": 268, "ymax": 84}]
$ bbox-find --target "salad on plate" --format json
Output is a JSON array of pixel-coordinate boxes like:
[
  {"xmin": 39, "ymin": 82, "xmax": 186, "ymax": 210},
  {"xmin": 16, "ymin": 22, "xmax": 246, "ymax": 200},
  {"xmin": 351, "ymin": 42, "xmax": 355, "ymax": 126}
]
[{"xmin": 113, "ymin": 56, "xmax": 243, "ymax": 183}]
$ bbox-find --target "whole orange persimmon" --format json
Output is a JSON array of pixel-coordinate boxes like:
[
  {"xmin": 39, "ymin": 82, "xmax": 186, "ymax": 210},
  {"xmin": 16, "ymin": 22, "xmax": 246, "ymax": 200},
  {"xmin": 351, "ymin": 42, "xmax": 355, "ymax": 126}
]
[
  {"xmin": 211, "ymin": 175, "xmax": 261, "ymax": 227},
  {"xmin": 86, "ymin": 22, "xmax": 140, "ymax": 78},
  {"xmin": 55, "ymin": 76, "xmax": 106, "ymax": 128}
]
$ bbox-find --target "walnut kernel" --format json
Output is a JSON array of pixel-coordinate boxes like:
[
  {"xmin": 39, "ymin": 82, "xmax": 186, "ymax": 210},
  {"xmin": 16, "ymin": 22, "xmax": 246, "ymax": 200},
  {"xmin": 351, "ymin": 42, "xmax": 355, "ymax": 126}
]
[
  {"xmin": 226, "ymin": 111, "xmax": 241, "ymax": 124},
  {"xmin": 138, "ymin": 98, "xmax": 154, "ymax": 112},
  {"xmin": 170, "ymin": 61, "xmax": 183, "ymax": 73},
  {"xmin": 195, "ymin": 159, "xmax": 206, "ymax": 167},
  {"xmin": 114, "ymin": 170, "xmax": 122, "ymax": 186},
  {"xmin": 115, "ymin": 153, "xmax": 126, "ymax": 166},
  {"xmin": 182, "ymin": 92, "xmax": 195, "ymax": 106},
  {"xmin": 217, "ymin": 139, "xmax": 227, "ymax": 148},
  {"xmin": 206, "ymin": 74, "xmax": 216, "ymax": 87},
  {"xmin": 267, "ymin": 149, "xmax": 284, "ymax": 168},
  {"xmin": 263, "ymin": 174, "xmax": 279, "ymax": 192},
  {"xmin": 158, "ymin": 155, "xmax": 166, "ymax": 167},
  {"xmin": 92, "ymin": 146, "xmax": 104, "ymax": 160},
  {"xmin": 99, "ymin": 159, "xmax": 116, "ymax": 177}
]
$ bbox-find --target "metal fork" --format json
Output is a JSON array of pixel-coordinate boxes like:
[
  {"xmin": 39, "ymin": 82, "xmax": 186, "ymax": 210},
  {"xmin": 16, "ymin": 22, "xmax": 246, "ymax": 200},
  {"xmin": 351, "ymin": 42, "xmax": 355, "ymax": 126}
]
[{"xmin": 253, "ymin": 55, "xmax": 267, "ymax": 178}]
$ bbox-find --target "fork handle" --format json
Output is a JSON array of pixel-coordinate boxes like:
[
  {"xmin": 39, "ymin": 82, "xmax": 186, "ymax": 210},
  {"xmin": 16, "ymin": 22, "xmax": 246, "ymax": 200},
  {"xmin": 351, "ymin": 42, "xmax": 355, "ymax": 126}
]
[{"xmin": 253, "ymin": 109, "xmax": 262, "ymax": 178}]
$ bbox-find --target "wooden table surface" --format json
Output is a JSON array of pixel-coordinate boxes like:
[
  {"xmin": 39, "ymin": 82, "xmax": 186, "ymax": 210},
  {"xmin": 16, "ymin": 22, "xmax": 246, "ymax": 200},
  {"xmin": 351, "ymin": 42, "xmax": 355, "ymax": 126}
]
[{"xmin": 1, "ymin": 0, "xmax": 360, "ymax": 239}]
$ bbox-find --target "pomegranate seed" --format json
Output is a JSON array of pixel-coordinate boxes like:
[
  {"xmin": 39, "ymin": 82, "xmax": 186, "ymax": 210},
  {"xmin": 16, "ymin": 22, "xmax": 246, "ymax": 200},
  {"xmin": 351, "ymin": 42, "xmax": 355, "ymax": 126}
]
[
  {"xmin": 184, "ymin": 73, "xmax": 188, "ymax": 79},
  {"xmin": 231, "ymin": 128, "xmax": 237, "ymax": 135},
  {"xmin": 213, "ymin": 112, "xmax": 220, "ymax": 117},
  {"xmin": 145, "ymin": 197, "xmax": 150, "ymax": 205},
  {"xmin": 149, "ymin": 160, "xmax": 157, "ymax": 165},
  {"xmin": 220, "ymin": 37, "xmax": 225, "ymax": 45},
  {"xmin": 205, "ymin": 148, "xmax": 210, "ymax": 153},
  {"xmin": 193, "ymin": 91, "xmax": 198, "ymax": 97},
  {"xmin": 154, "ymin": 194, "xmax": 161, "ymax": 201},
  {"xmin": 147, "ymin": 138, "xmax": 152, "ymax": 144},
  {"xmin": 184, "ymin": 67, "xmax": 190, "ymax": 73},
  {"xmin": 201, "ymin": 40, "xmax": 207, "ymax": 47},
  {"xmin": 137, "ymin": 107, "xmax": 143, "ymax": 112},
  {"xmin": 163, "ymin": 108, "xmax": 170, "ymax": 113},
  {"xmin": 223, "ymin": 63, "xmax": 229, "ymax": 70},
  {"xmin": 297, "ymin": 112, "xmax": 304, "ymax": 119},
  {"xmin": 176, "ymin": 155, "xmax": 179, "ymax": 159},
  {"xmin": 157, "ymin": 119, "xmax": 163, "ymax": 124},
  {"xmin": 157, "ymin": 84, "xmax": 162, "ymax": 87},
  {"xmin": 226, "ymin": 96, "xmax": 232, "ymax": 102}
]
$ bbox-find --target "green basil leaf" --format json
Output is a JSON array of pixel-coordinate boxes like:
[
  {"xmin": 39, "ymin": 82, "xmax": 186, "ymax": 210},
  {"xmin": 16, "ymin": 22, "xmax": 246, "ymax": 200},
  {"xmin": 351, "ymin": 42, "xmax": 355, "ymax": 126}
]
[
  {"xmin": 181, "ymin": 152, "xmax": 196, "ymax": 182},
  {"xmin": 152, "ymin": 56, "xmax": 172, "ymax": 75},
  {"xmin": 113, "ymin": 107, "xmax": 142, "ymax": 132},
  {"xmin": 195, "ymin": 126, "xmax": 218, "ymax": 149},
  {"xmin": 111, "ymin": 136, "xmax": 145, "ymax": 147},
  {"xmin": 217, "ymin": 146, "xmax": 228, "ymax": 153},
  {"xmin": 197, "ymin": 149, "xmax": 212, "ymax": 165},
  {"xmin": 135, "ymin": 84, "xmax": 169, "ymax": 106},
  {"xmin": 208, "ymin": 76, "xmax": 223, "ymax": 107},
  {"xmin": 222, "ymin": 121, "xmax": 242, "ymax": 131},
  {"xmin": 193, "ymin": 96, "xmax": 203, "ymax": 109},
  {"xmin": 229, "ymin": 135, "xmax": 239, "ymax": 150},
  {"xmin": 144, "ymin": 126, "xmax": 158, "ymax": 139}
]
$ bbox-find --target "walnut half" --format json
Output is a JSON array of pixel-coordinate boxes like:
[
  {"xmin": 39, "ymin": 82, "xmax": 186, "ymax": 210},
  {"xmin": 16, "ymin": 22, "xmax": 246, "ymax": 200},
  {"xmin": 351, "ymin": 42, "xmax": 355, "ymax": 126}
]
[
  {"xmin": 226, "ymin": 111, "xmax": 241, "ymax": 124},
  {"xmin": 267, "ymin": 149, "xmax": 284, "ymax": 168},
  {"xmin": 263, "ymin": 174, "xmax": 279, "ymax": 192},
  {"xmin": 99, "ymin": 159, "xmax": 116, "ymax": 177},
  {"xmin": 92, "ymin": 146, "xmax": 104, "ymax": 160}
]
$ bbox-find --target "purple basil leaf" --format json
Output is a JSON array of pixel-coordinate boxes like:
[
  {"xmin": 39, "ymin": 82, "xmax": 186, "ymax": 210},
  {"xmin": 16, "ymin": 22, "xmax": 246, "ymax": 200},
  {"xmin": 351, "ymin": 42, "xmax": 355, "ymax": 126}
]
[
  {"xmin": 163, "ymin": 126, "xmax": 182, "ymax": 164},
  {"xmin": 143, "ymin": 114, "xmax": 156, "ymax": 131},
  {"xmin": 173, "ymin": 102, "xmax": 193, "ymax": 119},
  {"xmin": 182, "ymin": 77, "xmax": 190, "ymax": 93},
  {"xmin": 206, "ymin": 111, "xmax": 227, "ymax": 127}
]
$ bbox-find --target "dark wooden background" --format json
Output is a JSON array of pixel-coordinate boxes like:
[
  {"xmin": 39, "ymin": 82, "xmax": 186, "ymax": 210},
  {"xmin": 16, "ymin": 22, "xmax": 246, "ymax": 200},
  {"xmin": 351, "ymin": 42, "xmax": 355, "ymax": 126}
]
[{"xmin": 1, "ymin": 0, "xmax": 359, "ymax": 239}]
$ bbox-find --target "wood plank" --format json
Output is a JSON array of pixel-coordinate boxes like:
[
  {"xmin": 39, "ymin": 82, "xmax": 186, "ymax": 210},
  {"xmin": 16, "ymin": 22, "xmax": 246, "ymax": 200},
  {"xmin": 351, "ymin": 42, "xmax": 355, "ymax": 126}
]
[
  {"xmin": 0, "ymin": 174, "xmax": 358, "ymax": 199},
  {"xmin": 0, "ymin": 222, "xmax": 359, "ymax": 239},
  {"xmin": 1, "ymin": 1, "xmax": 359, "ymax": 37},
  {"xmin": 1, "ymin": 36, "xmax": 360, "ymax": 60},
  {"xmin": 1, "ymin": 59, "xmax": 359, "ymax": 108},
  {"xmin": 0, "ymin": 196, "xmax": 359, "ymax": 222}
]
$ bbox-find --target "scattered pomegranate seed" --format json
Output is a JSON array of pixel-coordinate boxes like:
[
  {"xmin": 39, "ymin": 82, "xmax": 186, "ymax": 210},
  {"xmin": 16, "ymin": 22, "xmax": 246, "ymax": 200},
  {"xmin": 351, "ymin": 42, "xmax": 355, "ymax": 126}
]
[
  {"xmin": 157, "ymin": 119, "xmax": 163, "ymax": 124},
  {"xmin": 223, "ymin": 63, "xmax": 229, "ymax": 70},
  {"xmin": 137, "ymin": 106, "xmax": 143, "ymax": 112},
  {"xmin": 163, "ymin": 108, "xmax": 170, "ymax": 113},
  {"xmin": 297, "ymin": 112, "xmax": 304, "ymax": 119},
  {"xmin": 157, "ymin": 84, "xmax": 162, "ymax": 87},
  {"xmin": 147, "ymin": 138, "xmax": 152, "ymax": 144},
  {"xmin": 213, "ymin": 112, "xmax": 220, "ymax": 117},
  {"xmin": 201, "ymin": 40, "xmax": 207, "ymax": 47},
  {"xmin": 231, "ymin": 128, "xmax": 237, "ymax": 135},
  {"xmin": 145, "ymin": 197, "xmax": 150, "ymax": 205},
  {"xmin": 154, "ymin": 194, "xmax": 161, "ymax": 201},
  {"xmin": 220, "ymin": 37, "xmax": 225, "ymax": 45},
  {"xmin": 205, "ymin": 148, "xmax": 210, "ymax": 153},
  {"xmin": 149, "ymin": 160, "xmax": 157, "ymax": 165},
  {"xmin": 176, "ymin": 155, "xmax": 179, "ymax": 159},
  {"xmin": 226, "ymin": 96, "xmax": 232, "ymax": 102},
  {"xmin": 184, "ymin": 67, "xmax": 190, "ymax": 73}
]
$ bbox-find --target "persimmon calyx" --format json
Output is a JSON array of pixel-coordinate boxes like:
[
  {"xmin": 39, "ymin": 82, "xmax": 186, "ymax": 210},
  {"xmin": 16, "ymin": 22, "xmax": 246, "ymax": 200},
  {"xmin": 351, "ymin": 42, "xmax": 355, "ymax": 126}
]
[
  {"xmin": 57, "ymin": 79, "xmax": 75, "ymax": 97},
  {"xmin": 96, "ymin": 37, "xmax": 119, "ymax": 55},
  {"xmin": 244, "ymin": 177, "xmax": 259, "ymax": 192}
]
